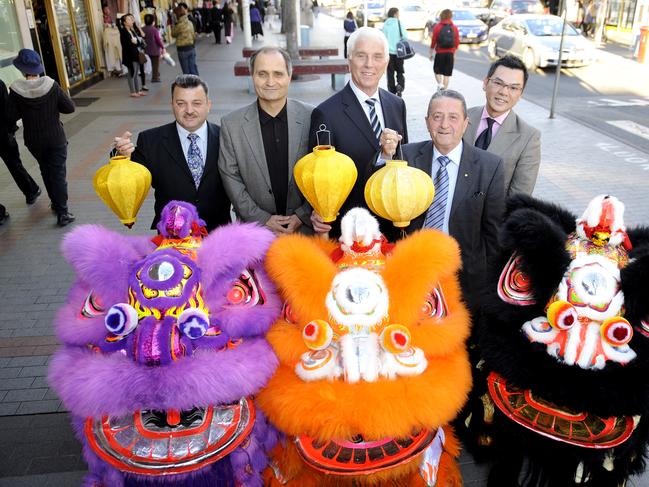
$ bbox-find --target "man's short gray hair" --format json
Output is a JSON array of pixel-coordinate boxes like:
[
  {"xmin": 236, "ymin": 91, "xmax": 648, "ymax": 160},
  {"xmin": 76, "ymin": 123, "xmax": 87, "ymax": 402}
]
[
  {"xmin": 427, "ymin": 89, "xmax": 467, "ymax": 118},
  {"xmin": 249, "ymin": 47, "xmax": 293, "ymax": 77},
  {"xmin": 346, "ymin": 26, "xmax": 389, "ymax": 60}
]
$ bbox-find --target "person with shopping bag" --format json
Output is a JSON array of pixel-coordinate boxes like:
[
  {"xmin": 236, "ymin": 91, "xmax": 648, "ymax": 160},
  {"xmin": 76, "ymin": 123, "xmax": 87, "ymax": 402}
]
[{"xmin": 382, "ymin": 7, "xmax": 409, "ymax": 97}]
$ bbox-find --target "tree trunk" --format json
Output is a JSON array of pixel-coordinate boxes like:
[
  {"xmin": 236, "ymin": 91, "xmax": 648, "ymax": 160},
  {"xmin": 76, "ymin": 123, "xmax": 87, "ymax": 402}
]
[
  {"xmin": 594, "ymin": 0, "xmax": 608, "ymax": 45},
  {"xmin": 285, "ymin": 0, "xmax": 299, "ymax": 59}
]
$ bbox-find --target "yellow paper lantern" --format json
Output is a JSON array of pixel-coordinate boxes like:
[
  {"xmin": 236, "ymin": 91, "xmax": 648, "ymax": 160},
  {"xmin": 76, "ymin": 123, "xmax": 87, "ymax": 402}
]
[
  {"xmin": 364, "ymin": 160, "xmax": 434, "ymax": 227},
  {"xmin": 93, "ymin": 156, "xmax": 152, "ymax": 228},
  {"xmin": 294, "ymin": 145, "xmax": 357, "ymax": 222}
]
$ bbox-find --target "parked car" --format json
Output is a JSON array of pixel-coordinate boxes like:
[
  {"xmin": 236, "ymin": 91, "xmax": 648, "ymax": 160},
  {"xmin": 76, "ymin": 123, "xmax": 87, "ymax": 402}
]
[
  {"xmin": 398, "ymin": 2, "xmax": 431, "ymax": 30},
  {"xmin": 487, "ymin": 0, "xmax": 544, "ymax": 26},
  {"xmin": 355, "ymin": 1, "xmax": 386, "ymax": 26},
  {"xmin": 425, "ymin": 8, "xmax": 489, "ymax": 43},
  {"xmin": 487, "ymin": 14, "xmax": 598, "ymax": 69}
]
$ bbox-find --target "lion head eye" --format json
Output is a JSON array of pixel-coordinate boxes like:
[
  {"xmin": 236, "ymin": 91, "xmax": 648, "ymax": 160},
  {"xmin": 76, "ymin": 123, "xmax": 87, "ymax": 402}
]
[
  {"xmin": 226, "ymin": 269, "xmax": 265, "ymax": 306},
  {"xmin": 282, "ymin": 302, "xmax": 299, "ymax": 324},
  {"xmin": 421, "ymin": 286, "xmax": 447, "ymax": 319},
  {"xmin": 601, "ymin": 317, "xmax": 633, "ymax": 346}
]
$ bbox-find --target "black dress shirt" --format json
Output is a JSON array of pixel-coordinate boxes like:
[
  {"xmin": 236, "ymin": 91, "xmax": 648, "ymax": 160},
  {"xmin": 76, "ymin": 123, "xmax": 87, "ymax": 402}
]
[{"xmin": 258, "ymin": 101, "xmax": 289, "ymax": 215}]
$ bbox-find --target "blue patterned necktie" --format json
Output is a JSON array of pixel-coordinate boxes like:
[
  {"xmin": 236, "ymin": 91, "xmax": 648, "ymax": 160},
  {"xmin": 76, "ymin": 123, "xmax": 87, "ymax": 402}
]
[
  {"xmin": 424, "ymin": 156, "xmax": 450, "ymax": 230},
  {"xmin": 365, "ymin": 98, "xmax": 382, "ymax": 140},
  {"xmin": 187, "ymin": 133, "xmax": 204, "ymax": 188}
]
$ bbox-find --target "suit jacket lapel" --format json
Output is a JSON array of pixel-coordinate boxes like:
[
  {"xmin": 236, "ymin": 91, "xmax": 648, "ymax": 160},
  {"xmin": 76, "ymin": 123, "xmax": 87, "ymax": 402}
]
[
  {"xmin": 465, "ymin": 108, "xmax": 481, "ymax": 144},
  {"xmin": 162, "ymin": 123, "xmax": 194, "ymax": 183},
  {"xmin": 242, "ymin": 103, "xmax": 272, "ymax": 189},
  {"xmin": 287, "ymin": 100, "xmax": 303, "ymax": 185},
  {"xmin": 488, "ymin": 110, "xmax": 520, "ymax": 154},
  {"xmin": 413, "ymin": 141, "xmax": 433, "ymax": 175},
  {"xmin": 450, "ymin": 144, "xmax": 474, "ymax": 220},
  {"xmin": 342, "ymin": 84, "xmax": 380, "ymax": 150}
]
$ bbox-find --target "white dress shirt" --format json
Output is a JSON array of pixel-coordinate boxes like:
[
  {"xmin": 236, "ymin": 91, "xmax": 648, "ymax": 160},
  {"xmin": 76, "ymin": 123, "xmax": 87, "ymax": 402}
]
[
  {"xmin": 431, "ymin": 142, "xmax": 462, "ymax": 234},
  {"xmin": 176, "ymin": 121, "xmax": 208, "ymax": 166},
  {"xmin": 349, "ymin": 80, "xmax": 386, "ymax": 132}
]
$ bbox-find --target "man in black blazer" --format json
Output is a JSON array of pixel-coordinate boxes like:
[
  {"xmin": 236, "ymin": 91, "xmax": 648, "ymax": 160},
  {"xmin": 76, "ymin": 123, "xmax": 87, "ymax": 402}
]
[
  {"xmin": 380, "ymin": 90, "xmax": 504, "ymax": 306},
  {"xmin": 114, "ymin": 75, "xmax": 231, "ymax": 231},
  {"xmin": 309, "ymin": 27, "xmax": 408, "ymax": 236}
]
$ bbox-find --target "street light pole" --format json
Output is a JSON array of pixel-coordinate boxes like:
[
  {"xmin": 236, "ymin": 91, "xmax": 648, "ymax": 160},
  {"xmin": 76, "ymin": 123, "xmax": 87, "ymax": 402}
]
[
  {"xmin": 364, "ymin": 0, "xmax": 368, "ymax": 26},
  {"xmin": 549, "ymin": 7, "xmax": 568, "ymax": 118}
]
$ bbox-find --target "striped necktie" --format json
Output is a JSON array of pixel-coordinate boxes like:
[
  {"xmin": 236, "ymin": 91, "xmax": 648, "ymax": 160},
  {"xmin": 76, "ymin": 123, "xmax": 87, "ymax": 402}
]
[
  {"xmin": 365, "ymin": 98, "xmax": 382, "ymax": 140},
  {"xmin": 424, "ymin": 156, "xmax": 450, "ymax": 230},
  {"xmin": 187, "ymin": 133, "xmax": 204, "ymax": 188}
]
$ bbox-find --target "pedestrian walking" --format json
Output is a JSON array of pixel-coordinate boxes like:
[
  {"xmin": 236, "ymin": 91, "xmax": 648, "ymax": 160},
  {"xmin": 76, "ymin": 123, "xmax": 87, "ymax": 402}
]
[
  {"xmin": 173, "ymin": 3, "xmax": 199, "ymax": 75},
  {"xmin": 211, "ymin": 0, "xmax": 223, "ymax": 43},
  {"xmin": 250, "ymin": 2, "xmax": 264, "ymax": 39},
  {"xmin": 142, "ymin": 14, "xmax": 165, "ymax": 83},
  {"xmin": 8, "ymin": 49, "xmax": 76, "ymax": 227},
  {"xmin": 343, "ymin": 11, "xmax": 356, "ymax": 59},
  {"xmin": 429, "ymin": 9, "xmax": 460, "ymax": 91},
  {"xmin": 119, "ymin": 13, "xmax": 147, "ymax": 97},
  {"xmin": 382, "ymin": 7, "xmax": 407, "ymax": 96},
  {"xmin": 223, "ymin": 1, "xmax": 235, "ymax": 44},
  {"xmin": 0, "ymin": 79, "xmax": 41, "ymax": 207}
]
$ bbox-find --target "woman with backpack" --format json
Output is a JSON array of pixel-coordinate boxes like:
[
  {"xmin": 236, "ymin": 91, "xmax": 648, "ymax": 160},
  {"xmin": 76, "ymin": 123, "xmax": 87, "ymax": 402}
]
[
  {"xmin": 382, "ymin": 7, "xmax": 407, "ymax": 97},
  {"xmin": 429, "ymin": 9, "xmax": 459, "ymax": 91}
]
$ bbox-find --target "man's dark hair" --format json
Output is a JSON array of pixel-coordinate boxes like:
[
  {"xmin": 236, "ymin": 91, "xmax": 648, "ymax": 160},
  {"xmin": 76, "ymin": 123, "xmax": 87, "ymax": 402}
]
[
  {"xmin": 387, "ymin": 7, "xmax": 399, "ymax": 17},
  {"xmin": 249, "ymin": 47, "xmax": 292, "ymax": 77},
  {"xmin": 487, "ymin": 54, "xmax": 528, "ymax": 87},
  {"xmin": 144, "ymin": 13, "xmax": 155, "ymax": 25},
  {"xmin": 427, "ymin": 89, "xmax": 467, "ymax": 118},
  {"xmin": 171, "ymin": 74, "xmax": 209, "ymax": 97},
  {"xmin": 178, "ymin": 2, "xmax": 189, "ymax": 9}
]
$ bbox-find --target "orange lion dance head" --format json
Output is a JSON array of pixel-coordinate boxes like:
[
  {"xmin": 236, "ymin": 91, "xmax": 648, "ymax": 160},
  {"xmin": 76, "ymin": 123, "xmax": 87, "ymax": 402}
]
[{"xmin": 258, "ymin": 208, "xmax": 472, "ymax": 486}]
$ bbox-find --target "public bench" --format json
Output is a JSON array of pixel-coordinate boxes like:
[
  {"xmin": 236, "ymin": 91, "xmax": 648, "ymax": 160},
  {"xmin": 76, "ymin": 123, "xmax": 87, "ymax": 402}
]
[
  {"xmin": 234, "ymin": 58, "xmax": 349, "ymax": 92},
  {"xmin": 242, "ymin": 46, "xmax": 339, "ymax": 58}
]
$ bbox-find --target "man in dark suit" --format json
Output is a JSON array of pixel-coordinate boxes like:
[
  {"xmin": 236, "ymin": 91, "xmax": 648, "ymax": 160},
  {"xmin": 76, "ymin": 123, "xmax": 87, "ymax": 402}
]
[
  {"xmin": 114, "ymin": 74, "xmax": 231, "ymax": 231},
  {"xmin": 380, "ymin": 90, "xmax": 504, "ymax": 305},
  {"xmin": 309, "ymin": 26, "xmax": 408, "ymax": 236}
]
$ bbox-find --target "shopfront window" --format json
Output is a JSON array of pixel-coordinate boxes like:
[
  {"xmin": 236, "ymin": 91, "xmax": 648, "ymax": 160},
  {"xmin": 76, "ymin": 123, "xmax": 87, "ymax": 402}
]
[
  {"xmin": 69, "ymin": 0, "xmax": 96, "ymax": 77},
  {"xmin": 53, "ymin": 0, "xmax": 82, "ymax": 84},
  {"xmin": 0, "ymin": 0, "xmax": 24, "ymax": 82}
]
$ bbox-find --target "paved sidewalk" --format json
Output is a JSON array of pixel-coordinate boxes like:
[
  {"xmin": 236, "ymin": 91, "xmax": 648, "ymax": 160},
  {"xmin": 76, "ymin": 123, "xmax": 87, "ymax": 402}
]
[{"xmin": 0, "ymin": 12, "xmax": 648, "ymax": 485}]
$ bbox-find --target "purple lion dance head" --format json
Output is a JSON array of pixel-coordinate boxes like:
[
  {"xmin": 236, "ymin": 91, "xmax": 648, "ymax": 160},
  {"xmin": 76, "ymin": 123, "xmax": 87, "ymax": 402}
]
[{"xmin": 49, "ymin": 202, "xmax": 281, "ymax": 487}]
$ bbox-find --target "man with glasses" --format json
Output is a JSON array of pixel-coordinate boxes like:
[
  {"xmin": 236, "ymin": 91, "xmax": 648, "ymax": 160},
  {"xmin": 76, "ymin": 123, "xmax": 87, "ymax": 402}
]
[
  {"xmin": 309, "ymin": 27, "xmax": 408, "ymax": 237},
  {"xmin": 463, "ymin": 55, "xmax": 540, "ymax": 196}
]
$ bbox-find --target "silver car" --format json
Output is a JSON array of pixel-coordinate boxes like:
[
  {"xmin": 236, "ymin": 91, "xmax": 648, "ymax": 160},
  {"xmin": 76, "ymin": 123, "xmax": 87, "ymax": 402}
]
[{"xmin": 487, "ymin": 14, "xmax": 598, "ymax": 69}]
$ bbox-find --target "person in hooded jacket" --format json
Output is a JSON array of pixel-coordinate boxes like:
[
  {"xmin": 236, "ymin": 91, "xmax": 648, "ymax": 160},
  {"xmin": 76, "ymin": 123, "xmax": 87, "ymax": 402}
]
[
  {"xmin": 8, "ymin": 49, "xmax": 76, "ymax": 227},
  {"xmin": 382, "ymin": 7, "xmax": 407, "ymax": 96}
]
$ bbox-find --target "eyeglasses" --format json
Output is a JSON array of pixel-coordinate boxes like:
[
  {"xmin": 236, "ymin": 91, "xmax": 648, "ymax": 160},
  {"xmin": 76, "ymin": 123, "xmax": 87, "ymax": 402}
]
[{"xmin": 488, "ymin": 77, "xmax": 523, "ymax": 94}]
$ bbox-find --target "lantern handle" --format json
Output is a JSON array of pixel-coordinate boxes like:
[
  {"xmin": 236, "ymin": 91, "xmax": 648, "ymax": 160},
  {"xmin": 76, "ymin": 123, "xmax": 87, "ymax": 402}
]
[{"xmin": 316, "ymin": 124, "xmax": 332, "ymax": 147}]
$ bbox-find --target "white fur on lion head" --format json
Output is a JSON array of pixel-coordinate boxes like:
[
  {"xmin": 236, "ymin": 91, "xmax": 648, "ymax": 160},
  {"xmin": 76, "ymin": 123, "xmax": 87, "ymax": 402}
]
[
  {"xmin": 339, "ymin": 208, "xmax": 381, "ymax": 250},
  {"xmin": 576, "ymin": 195, "xmax": 626, "ymax": 247}
]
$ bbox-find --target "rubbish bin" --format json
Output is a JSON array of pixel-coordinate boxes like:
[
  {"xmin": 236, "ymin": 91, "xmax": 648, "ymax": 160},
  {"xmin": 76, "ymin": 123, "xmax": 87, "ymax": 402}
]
[
  {"xmin": 638, "ymin": 26, "xmax": 649, "ymax": 64},
  {"xmin": 300, "ymin": 25, "xmax": 311, "ymax": 47}
]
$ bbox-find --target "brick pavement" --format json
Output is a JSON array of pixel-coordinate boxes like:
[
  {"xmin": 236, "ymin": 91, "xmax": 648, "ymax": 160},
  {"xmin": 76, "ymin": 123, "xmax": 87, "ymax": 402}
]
[{"xmin": 0, "ymin": 12, "xmax": 648, "ymax": 485}]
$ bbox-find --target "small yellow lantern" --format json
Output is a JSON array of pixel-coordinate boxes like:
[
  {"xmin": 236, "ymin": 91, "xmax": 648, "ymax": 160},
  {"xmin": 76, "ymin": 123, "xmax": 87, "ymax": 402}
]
[
  {"xmin": 294, "ymin": 145, "xmax": 357, "ymax": 223},
  {"xmin": 93, "ymin": 156, "xmax": 152, "ymax": 228},
  {"xmin": 365, "ymin": 160, "xmax": 434, "ymax": 227}
]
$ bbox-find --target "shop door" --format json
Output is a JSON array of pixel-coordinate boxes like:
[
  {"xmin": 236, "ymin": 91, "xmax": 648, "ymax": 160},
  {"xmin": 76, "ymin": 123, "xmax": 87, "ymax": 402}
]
[{"xmin": 29, "ymin": 0, "xmax": 61, "ymax": 84}]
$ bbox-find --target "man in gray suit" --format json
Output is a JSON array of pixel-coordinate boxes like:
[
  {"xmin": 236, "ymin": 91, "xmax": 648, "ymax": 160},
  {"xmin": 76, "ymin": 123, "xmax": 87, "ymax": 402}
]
[
  {"xmin": 463, "ymin": 55, "xmax": 540, "ymax": 196},
  {"xmin": 218, "ymin": 47, "xmax": 312, "ymax": 234},
  {"xmin": 380, "ymin": 90, "xmax": 504, "ymax": 306}
]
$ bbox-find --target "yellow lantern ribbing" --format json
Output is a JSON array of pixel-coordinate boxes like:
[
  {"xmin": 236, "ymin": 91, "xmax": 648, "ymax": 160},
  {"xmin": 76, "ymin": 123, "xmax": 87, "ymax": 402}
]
[
  {"xmin": 93, "ymin": 156, "xmax": 152, "ymax": 228},
  {"xmin": 364, "ymin": 160, "xmax": 434, "ymax": 227},
  {"xmin": 294, "ymin": 145, "xmax": 357, "ymax": 223}
]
